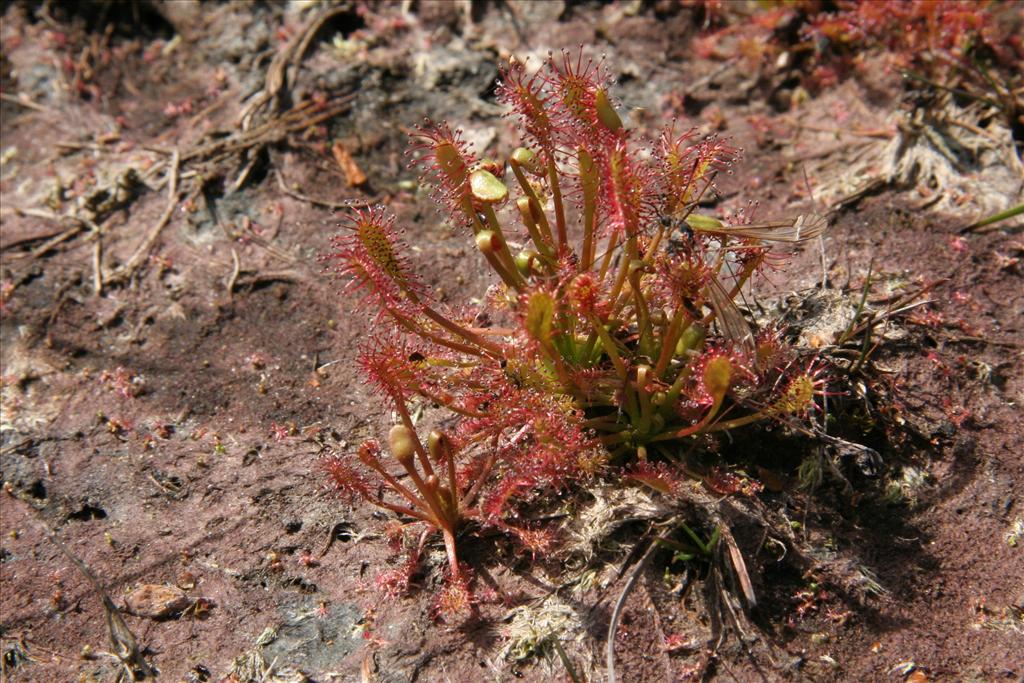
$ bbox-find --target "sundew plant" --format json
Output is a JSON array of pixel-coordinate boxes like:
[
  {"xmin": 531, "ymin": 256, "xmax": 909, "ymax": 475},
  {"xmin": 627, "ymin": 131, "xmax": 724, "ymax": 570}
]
[{"xmin": 322, "ymin": 51, "xmax": 828, "ymax": 610}]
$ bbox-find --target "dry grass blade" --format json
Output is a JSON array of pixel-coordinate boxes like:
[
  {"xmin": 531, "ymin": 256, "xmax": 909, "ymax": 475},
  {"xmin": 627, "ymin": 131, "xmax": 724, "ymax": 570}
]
[
  {"xmin": 606, "ymin": 534, "xmax": 663, "ymax": 683},
  {"xmin": 0, "ymin": 209, "xmax": 89, "ymax": 257},
  {"xmin": 722, "ymin": 528, "xmax": 756, "ymax": 608},
  {"xmin": 0, "ymin": 91, "xmax": 53, "ymax": 113}
]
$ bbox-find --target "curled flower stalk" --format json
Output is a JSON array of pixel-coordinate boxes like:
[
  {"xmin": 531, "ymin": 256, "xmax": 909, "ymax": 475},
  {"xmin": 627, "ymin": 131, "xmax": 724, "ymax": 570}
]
[{"xmin": 323, "ymin": 50, "xmax": 830, "ymax": 599}]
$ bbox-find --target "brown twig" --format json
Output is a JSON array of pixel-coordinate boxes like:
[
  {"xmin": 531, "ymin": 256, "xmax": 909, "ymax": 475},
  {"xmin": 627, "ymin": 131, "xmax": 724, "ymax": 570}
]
[
  {"xmin": 5, "ymin": 487, "xmax": 156, "ymax": 679},
  {"xmin": 938, "ymin": 334, "xmax": 1022, "ymax": 349},
  {"xmin": 721, "ymin": 528, "xmax": 756, "ymax": 609},
  {"xmin": 91, "ymin": 228, "xmax": 104, "ymax": 296},
  {"xmin": 0, "ymin": 92, "xmax": 52, "ymax": 113},
  {"xmin": 226, "ymin": 248, "xmax": 241, "ymax": 300},
  {"xmin": 107, "ymin": 150, "xmax": 180, "ymax": 286},
  {"xmin": 0, "ymin": 209, "xmax": 89, "ymax": 255},
  {"xmin": 239, "ymin": 5, "xmax": 355, "ymax": 130},
  {"xmin": 233, "ymin": 270, "xmax": 303, "ymax": 288},
  {"xmin": 273, "ymin": 168, "xmax": 378, "ymax": 210},
  {"xmin": 181, "ymin": 96, "xmax": 353, "ymax": 167},
  {"xmin": 606, "ymin": 533, "xmax": 664, "ymax": 683}
]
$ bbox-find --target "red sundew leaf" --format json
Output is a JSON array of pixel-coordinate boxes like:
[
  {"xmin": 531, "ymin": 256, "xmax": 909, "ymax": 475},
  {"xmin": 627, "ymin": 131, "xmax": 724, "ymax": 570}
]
[
  {"xmin": 625, "ymin": 461, "xmax": 686, "ymax": 495},
  {"xmin": 657, "ymin": 126, "xmax": 736, "ymax": 218},
  {"xmin": 357, "ymin": 338, "xmax": 422, "ymax": 407},
  {"xmin": 770, "ymin": 359, "xmax": 833, "ymax": 418},
  {"xmin": 704, "ymin": 467, "xmax": 744, "ymax": 495},
  {"xmin": 407, "ymin": 119, "xmax": 479, "ymax": 224},
  {"xmin": 431, "ymin": 566, "xmax": 474, "ymax": 621},
  {"xmin": 601, "ymin": 139, "xmax": 656, "ymax": 239},
  {"xmin": 705, "ymin": 467, "xmax": 763, "ymax": 497},
  {"xmin": 322, "ymin": 456, "xmax": 373, "ymax": 503},
  {"xmin": 322, "ymin": 207, "xmax": 425, "ymax": 315},
  {"xmin": 545, "ymin": 48, "xmax": 621, "ymax": 146},
  {"xmin": 497, "ymin": 521, "xmax": 559, "ymax": 561},
  {"xmin": 653, "ymin": 248, "xmax": 713, "ymax": 305},
  {"xmin": 496, "ymin": 57, "xmax": 558, "ymax": 153},
  {"xmin": 566, "ymin": 272, "xmax": 609, "ymax": 319},
  {"xmin": 480, "ymin": 473, "xmax": 531, "ymax": 521},
  {"xmin": 753, "ymin": 326, "xmax": 791, "ymax": 374},
  {"xmin": 375, "ymin": 552, "xmax": 421, "ymax": 599}
]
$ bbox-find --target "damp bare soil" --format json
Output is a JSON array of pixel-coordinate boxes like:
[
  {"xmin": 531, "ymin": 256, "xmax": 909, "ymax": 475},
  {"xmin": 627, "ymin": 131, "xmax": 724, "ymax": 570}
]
[{"xmin": 1, "ymin": 3, "xmax": 1022, "ymax": 682}]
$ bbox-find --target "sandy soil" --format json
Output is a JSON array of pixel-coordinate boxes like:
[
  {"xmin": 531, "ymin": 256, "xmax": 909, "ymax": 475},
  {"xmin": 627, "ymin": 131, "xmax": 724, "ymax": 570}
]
[{"xmin": 2, "ymin": 2, "xmax": 1022, "ymax": 682}]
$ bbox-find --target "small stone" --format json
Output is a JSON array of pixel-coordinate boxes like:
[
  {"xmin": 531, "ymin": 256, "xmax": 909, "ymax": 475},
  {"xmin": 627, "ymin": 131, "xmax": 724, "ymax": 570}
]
[
  {"xmin": 124, "ymin": 584, "xmax": 192, "ymax": 619},
  {"xmin": 176, "ymin": 571, "xmax": 197, "ymax": 590}
]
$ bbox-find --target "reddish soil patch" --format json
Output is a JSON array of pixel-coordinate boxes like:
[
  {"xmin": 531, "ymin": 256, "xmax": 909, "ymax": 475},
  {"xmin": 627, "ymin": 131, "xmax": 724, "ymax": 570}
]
[{"xmin": 2, "ymin": 3, "xmax": 1021, "ymax": 682}]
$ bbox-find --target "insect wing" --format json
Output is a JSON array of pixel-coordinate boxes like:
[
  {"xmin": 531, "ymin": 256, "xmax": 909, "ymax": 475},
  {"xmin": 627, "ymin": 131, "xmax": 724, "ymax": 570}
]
[
  {"xmin": 706, "ymin": 276, "xmax": 755, "ymax": 355},
  {"xmin": 694, "ymin": 213, "xmax": 828, "ymax": 243}
]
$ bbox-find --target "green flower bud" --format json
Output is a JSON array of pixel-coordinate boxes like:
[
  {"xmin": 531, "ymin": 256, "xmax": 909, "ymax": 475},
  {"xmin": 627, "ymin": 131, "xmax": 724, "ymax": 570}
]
[
  {"xmin": 677, "ymin": 324, "xmax": 706, "ymax": 355},
  {"xmin": 684, "ymin": 214, "xmax": 724, "ymax": 231},
  {"xmin": 475, "ymin": 229, "xmax": 501, "ymax": 254},
  {"xmin": 510, "ymin": 147, "xmax": 543, "ymax": 175},
  {"xmin": 388, "ymin": 425, "xmax": 417, "ymax": 466},
  {"xmin": 514, "ymin": 249, "xmax": 538, "ymax": 275}
]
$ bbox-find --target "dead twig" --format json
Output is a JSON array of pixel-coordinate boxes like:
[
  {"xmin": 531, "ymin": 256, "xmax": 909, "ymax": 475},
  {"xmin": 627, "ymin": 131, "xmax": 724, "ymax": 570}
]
[
  {"xmin": 224, "ymin": 268, "xmax": 303, "ymax": 297},
  {"xmin": 226, "ymin": 248, "xmax": 241, "ymax": 300},
  {"xmin": 0, "ymin": 209, "xmax": 89, "ymax": 256},
  {"xmin": 721, "ymin": 528, "xmax": 756, "ymax": 609},
  {"xmin": 938, "ymin": 334, "xmax": 1022, "ymax": 349},
  {"xmin": 230, "ymin": 148, "xmax": 264, "ymax": 194},
  {"xmin": 5, "ymin": 487, "xmax": 156, "ymax": 680},
  {"xmin": 92, "ymin": 227, "xmax": 104, "ymax": 296},
  {"xmin": 606, "ymin": 533, "xmax": 664, "ymax": 683},
  {"xmin": 274, "ymin": 168, "xmax": 378, "ymax": 210},
  {"xmin": 239, "ymin": 5, "xmax": 355, "ymax": 130},
  {"xmin": 0, "ymin": 92, "xmax": 53, "ymax": 113},
  {"xmin": 183, "ymin": 97, "xmax": 353, "ymax": 164},
  {"xmin": 107, "ymin": 150, "xmax": 180, "ymax": 286}
]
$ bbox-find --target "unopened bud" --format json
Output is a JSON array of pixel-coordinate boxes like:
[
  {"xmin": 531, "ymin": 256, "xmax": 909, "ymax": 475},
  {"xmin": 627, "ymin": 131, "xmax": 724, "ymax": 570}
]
[
  {"xmin": 510, "ymin": 147, "xmax": 543, "ymax": 175},
  {"xmin": 475, "ymin": 230, "xmax": 501, "ymax": 254},
  {"xmin": 515, "ymin": 249, "xmax": 538, "ymax": 275},
  {"xmin": 677, "ymin": 324, "xmax": 706, "ymax": 354},
  {"xmin": 427, "ymin": 430, "xmax": 449, "ymax": 461},
  {"xmin": 388, "ymin": 425, "xmax": 417, "ymax": 466}
]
